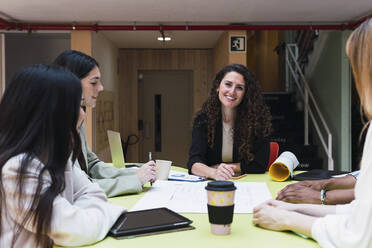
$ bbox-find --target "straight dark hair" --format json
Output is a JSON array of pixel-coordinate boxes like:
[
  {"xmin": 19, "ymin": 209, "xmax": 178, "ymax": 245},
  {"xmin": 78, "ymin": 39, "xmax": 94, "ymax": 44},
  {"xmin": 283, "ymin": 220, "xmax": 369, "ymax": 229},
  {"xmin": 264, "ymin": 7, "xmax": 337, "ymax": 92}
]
[
  {"xmin": 0, "ymin": 64, "xmax": 82, "ymax": 247},
  {"xmin": 53, "ymin": 49, "xmax": 99, "ymax": 79},
  {"xmin": 53, "ymin": 49, "xmax": 98, "ymax": 173}
]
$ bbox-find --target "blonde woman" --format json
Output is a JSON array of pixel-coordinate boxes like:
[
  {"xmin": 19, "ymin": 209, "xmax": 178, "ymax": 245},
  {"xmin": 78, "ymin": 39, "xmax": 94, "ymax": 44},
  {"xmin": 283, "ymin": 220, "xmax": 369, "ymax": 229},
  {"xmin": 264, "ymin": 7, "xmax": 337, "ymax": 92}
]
[{"xmin": 253, "ymin": 18, "xmax": 372, "ymax": 247}]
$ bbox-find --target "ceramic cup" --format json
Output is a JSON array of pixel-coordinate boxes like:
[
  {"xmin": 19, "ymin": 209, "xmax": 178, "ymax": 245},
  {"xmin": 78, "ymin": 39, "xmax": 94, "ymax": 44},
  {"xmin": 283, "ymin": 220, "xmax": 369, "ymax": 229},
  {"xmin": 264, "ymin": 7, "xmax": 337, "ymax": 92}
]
[{"xmin": 155, "ymin": 160, "xmax": 172, "ymax": 180}]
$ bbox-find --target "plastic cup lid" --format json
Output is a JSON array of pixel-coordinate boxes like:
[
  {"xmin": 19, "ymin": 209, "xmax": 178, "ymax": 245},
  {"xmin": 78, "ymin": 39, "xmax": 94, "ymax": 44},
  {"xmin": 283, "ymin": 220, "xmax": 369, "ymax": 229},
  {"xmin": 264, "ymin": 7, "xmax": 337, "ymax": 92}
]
[{"xmin": 205, "ymin": 181, "xmax": 236, "ymax": 191}]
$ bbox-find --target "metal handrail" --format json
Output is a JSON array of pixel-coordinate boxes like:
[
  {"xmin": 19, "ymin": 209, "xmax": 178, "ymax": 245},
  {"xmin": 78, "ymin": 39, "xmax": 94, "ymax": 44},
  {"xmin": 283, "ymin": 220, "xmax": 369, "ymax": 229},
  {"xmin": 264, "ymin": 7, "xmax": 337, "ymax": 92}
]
[{"xmin": 285, "ymin": 43, "xmax": 334, "ymax": 170}]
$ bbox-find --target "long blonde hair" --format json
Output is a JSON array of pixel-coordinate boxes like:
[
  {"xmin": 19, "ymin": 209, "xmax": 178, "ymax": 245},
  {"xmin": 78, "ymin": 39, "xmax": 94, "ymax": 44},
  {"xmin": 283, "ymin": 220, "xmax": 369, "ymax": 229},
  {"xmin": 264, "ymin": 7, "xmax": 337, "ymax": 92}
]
[{"xmin": 346, "ymin": 18, "xmax": 372, "ymax": 119}]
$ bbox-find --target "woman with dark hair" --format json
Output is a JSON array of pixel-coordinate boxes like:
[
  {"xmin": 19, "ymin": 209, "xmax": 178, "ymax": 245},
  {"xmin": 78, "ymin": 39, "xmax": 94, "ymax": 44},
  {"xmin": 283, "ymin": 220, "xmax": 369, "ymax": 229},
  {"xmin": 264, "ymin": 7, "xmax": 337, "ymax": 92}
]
[
  {"xmin": 187, "ymin": 64, "xmax": 272, "ymax": 180},
  {"xmin": 253, "ymin": 18, "xmax": 372, "ymax": 247},
  {"xmin": 0, "ymin": 65, "xmax": 124, "ymax": 248},
  {"xmin": 54, "ymin": 50, "xmax": 156, "ymax": 197}
]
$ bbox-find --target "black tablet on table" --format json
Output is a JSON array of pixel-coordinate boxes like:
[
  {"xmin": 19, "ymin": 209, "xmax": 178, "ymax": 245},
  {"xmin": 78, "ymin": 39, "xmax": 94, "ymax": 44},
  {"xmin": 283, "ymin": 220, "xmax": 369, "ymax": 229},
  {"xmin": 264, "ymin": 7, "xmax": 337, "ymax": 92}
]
[
  {"xmin": 109, "ymin": 207, "xmax": 194, "ymax": 239},
  {"xmin": 293, "ymin": 169, "xmax": 349, "ymax": 181}
]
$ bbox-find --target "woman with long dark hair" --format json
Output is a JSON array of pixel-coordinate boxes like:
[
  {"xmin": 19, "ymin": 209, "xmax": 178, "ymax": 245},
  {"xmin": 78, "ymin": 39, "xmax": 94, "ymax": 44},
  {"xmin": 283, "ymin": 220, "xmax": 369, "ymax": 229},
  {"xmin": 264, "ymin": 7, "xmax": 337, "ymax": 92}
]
[
  {"xmin": 54, "ymin": 50, "xmax": 156, "ymax": 197},
  {"xmin": 187, "ymin": 64, "xmax": 272, "ymax": 180},
  {"xmin": 0, "ymin": 65, "xmax": 124, "ymax": 247},
  {"xmin": 253, "ymin": 18, "xmax": 372, "ymax": 247}
]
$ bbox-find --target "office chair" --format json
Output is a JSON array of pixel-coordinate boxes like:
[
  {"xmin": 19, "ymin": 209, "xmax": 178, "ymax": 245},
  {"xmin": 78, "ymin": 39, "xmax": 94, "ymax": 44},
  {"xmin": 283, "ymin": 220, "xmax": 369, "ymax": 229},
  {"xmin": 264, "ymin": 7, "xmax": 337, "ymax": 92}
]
[{"xmin": 267, "ymin": 142, "xmax": 279, "ymax": 171}]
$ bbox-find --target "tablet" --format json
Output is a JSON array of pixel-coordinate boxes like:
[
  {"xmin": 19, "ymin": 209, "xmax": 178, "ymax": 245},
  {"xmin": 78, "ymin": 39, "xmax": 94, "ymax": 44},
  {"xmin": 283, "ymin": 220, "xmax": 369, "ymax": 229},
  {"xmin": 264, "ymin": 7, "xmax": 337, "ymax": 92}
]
[
  {"xmin": 293, "ymin": 169, "xmax": 349, "ymax": 181},
  {"xmin": 109, "ymin": 207, "xmax": 194, "ymax": 239}
]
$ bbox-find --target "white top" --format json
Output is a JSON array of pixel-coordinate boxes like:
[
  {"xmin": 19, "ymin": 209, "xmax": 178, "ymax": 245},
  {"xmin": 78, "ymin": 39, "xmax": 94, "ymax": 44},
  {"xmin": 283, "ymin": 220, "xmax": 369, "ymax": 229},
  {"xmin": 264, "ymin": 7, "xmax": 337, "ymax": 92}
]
[
  {"xmin": 222, "ymin": 121, "xmax": 233, "ymax": 163},
  {"xmin": 1, "ymin": 154, "xmax": 125, "ymax": 248},
  {"xmin": 311, "ymin": 125, "xmax": 372, "ymax": 248}
]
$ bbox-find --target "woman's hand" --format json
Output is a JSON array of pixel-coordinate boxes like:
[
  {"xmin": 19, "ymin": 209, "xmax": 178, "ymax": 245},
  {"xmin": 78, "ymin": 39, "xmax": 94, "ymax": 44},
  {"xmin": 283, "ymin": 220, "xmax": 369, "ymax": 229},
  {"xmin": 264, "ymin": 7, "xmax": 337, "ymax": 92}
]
[
  {"xmin": 212, "ymin": 163, "xmax": 236, "ymax": 180},
  {"xmin": 136, "ymin": 161, "xmax": 156, "ymax": 185},
  {"xmin": 252, "ymin": 203, "xmax": 290, "ymax": 231},
  {"xmin": 255, "ymin": 199, "xmax": 297, "ymax": 212},
  {"xmin": 253, "ymin": 200, "xmax": 315, "ymax": 237}
]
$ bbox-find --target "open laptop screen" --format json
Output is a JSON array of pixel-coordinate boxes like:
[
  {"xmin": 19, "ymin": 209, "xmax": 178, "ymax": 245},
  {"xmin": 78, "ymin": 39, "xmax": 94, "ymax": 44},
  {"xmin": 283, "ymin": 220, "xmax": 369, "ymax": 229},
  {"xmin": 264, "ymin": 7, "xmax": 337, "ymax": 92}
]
[{"xmin": 107, "ymin": 130, "xmax": 126, "ymax": 168}]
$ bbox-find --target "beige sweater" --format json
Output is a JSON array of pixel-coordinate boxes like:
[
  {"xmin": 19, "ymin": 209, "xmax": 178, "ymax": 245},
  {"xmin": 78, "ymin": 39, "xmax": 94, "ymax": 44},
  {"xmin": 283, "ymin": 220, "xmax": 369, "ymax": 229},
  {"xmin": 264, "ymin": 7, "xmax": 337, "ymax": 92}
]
[
  {"xmin": 1, "ymin": 154, "xmax": 125, "ymax": 247},
  {"xmin": 312, "ymin": 125, "xmax": 372, "ymax": 248}
]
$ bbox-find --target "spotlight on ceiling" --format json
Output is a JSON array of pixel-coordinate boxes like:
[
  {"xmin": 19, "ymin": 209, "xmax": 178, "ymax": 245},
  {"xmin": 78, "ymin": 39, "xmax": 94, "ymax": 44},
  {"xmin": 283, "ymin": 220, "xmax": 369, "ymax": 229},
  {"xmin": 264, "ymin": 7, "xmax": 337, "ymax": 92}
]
[{"xmin": 157, "ymin": 36, "xmax": 171, "ymax": 41}]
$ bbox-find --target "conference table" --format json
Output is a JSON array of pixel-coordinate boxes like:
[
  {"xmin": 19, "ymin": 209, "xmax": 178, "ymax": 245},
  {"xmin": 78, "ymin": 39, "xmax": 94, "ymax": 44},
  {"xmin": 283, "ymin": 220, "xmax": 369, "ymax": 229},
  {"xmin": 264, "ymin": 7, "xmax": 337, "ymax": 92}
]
[{"xmin": 58, "ymin": 167, "xmax": 320, "ymax": 248}]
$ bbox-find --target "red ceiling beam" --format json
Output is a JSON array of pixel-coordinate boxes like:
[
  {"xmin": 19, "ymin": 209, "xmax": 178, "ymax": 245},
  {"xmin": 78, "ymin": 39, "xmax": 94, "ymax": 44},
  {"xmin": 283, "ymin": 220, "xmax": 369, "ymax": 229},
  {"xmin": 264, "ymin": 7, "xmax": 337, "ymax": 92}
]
[
  {"xmin": 347, "ymin": 14, "xmax": 372, "ymax": 29},
  {"xmin": 0, "ymin": 16, "xmax": 370, "ymax": 32},
  {"xmin": 0, "ymin": 18, "xmax": 11, "ymax": 26},
  {"xmin": 0, "ymin": 23, "xmax": 348, "ymax": 31}
]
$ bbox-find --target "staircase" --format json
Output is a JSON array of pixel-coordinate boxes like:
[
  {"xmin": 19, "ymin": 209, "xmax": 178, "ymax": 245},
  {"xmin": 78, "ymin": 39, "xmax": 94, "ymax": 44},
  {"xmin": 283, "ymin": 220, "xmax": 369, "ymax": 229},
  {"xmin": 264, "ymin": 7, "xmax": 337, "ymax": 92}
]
[{"xmin": 264, "ymin": 92, "xmax": 324, "ymax": 170}]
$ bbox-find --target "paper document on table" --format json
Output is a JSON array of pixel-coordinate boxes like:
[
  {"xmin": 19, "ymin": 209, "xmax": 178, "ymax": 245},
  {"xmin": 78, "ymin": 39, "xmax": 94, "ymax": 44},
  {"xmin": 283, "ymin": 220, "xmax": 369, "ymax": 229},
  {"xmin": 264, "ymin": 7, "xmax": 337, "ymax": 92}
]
[
  {"xmin": 131, "ymin": 181, "xmax": 272, "ymax": 213},
  {"xmin": 168, "ymin": 170, "xmax": 205, "ymax": 182}
]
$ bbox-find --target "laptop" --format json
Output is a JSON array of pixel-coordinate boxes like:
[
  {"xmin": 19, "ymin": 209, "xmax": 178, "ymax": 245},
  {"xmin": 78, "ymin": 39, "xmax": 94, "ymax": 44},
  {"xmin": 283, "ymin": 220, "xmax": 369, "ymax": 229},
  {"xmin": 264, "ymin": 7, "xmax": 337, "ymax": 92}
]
[
  {"xmin": 109, "ymin": 207, "xmax": 194, "ymax": 239},
  {"xmin": 107, "ymin": 130, "xmax": 141, "ymax": 168}
]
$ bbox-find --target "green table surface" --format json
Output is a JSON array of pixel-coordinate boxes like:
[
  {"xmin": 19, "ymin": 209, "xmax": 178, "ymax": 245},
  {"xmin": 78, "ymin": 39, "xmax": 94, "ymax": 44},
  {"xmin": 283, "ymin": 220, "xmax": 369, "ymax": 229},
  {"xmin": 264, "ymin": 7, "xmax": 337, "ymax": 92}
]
[{"xmin": 58, "ymin": 167, "xmax": 319, "ymax": 248}]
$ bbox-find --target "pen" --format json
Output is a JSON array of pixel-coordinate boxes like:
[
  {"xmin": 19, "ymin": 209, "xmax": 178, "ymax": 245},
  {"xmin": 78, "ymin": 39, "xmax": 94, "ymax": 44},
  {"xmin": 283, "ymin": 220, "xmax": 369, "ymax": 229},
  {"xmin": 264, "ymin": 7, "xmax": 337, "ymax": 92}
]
[{"xmin": 149, "ymin": 152, "xmax": 153, "ymax": 186}]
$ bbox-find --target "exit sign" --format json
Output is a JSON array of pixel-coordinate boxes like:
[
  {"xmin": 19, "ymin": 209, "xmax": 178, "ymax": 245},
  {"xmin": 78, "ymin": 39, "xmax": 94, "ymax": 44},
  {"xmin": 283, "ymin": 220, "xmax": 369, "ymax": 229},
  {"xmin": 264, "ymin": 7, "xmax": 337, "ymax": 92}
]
[{"xmin": 230, "ymin": 35, "xmax": 246, "ymax": 52}]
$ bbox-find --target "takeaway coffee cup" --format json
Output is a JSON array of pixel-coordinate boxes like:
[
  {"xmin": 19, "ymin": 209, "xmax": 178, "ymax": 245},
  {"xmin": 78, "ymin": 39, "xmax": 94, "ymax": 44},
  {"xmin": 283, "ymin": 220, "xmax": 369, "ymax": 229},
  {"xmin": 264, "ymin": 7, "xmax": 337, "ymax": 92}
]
[
  {"xmin": 155, "ymin": 160, "xmax": 172, "ymax": 180},
  {"xmin": 205, "ymin": 181, "xmax": 236, "ymax": 235},
  {"xmin": 269, "ymin": 151, "xmax": 299, "ymax": 181}
]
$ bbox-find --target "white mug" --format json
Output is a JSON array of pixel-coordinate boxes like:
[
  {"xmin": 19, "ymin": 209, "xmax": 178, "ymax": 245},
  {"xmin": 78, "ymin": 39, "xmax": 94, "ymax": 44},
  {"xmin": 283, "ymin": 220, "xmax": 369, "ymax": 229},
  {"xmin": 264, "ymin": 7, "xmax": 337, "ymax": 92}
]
[{"xmin": 155, "ymin": 160, "xmax": 172, "ymax": 180}]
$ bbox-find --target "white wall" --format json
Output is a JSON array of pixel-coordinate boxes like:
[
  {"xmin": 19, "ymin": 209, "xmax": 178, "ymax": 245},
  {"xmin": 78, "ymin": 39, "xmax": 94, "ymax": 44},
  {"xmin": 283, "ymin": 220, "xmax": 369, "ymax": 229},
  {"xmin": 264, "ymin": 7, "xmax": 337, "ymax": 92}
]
[
  {"xmin": 307, "ymin": 30, "xmax": 352, "ymax": 171},
  {"xmin": 92, "ymin": 32, "xmax": 119, "ymax": 92},
  {"xmin": 92, "ymin": 32, "xmax": 120, "ymax": 161},
  {"xmin": 5, "ymin": 33, "xmax": 70, "ymax": 84}
]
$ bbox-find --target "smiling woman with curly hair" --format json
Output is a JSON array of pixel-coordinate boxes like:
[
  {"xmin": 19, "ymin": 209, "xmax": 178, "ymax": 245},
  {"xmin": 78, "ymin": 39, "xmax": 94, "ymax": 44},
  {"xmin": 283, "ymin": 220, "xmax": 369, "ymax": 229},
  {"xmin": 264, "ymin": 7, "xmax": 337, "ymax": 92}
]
[{"xmin": 187, "ymin": 64, "xmax": 272, "ymax": 180}]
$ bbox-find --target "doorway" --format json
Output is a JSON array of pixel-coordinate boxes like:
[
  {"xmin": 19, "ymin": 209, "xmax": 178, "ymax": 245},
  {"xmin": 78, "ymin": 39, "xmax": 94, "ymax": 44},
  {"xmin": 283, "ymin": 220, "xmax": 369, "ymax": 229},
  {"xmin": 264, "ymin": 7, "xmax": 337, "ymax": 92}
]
[{"xmin": 139, "ymin": 70, "xmax": 193, "ymax": 167}]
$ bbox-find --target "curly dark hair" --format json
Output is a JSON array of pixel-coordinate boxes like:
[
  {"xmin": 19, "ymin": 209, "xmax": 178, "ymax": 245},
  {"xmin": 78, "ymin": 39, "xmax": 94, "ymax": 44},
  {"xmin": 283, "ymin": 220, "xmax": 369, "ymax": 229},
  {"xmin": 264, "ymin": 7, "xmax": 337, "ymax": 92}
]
[{"xmin": 196, "ymin": 64, "xmax": 272, "ymax": 162}]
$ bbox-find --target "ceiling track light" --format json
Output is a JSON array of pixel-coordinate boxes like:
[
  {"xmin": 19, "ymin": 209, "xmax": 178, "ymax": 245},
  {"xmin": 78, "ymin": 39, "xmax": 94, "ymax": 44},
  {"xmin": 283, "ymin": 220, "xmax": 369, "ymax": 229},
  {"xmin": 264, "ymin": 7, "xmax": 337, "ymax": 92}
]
[
  {"xmin": 157, "ymin": 26, "xmax": 171, "ymax": 41},
  {"xmin": 157, "ymin": 36, "xmax": 171, "ymax": 41}
]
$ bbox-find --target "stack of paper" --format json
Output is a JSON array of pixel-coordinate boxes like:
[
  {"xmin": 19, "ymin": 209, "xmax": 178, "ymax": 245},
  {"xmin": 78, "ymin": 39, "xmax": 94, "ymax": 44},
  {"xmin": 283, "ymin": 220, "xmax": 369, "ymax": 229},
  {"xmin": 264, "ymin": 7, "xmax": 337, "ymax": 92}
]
[{"xmin": 131, "ymin": 180, "xmax": 272, "ymax": 213}]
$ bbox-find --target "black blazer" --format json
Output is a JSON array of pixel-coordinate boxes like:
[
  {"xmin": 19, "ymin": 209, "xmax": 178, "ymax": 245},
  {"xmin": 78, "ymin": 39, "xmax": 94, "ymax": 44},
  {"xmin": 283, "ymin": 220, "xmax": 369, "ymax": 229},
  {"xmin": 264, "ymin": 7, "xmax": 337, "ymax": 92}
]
[{"xmin": 187, "ymin": 113, "xmax": 270, "ymax": 174}]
